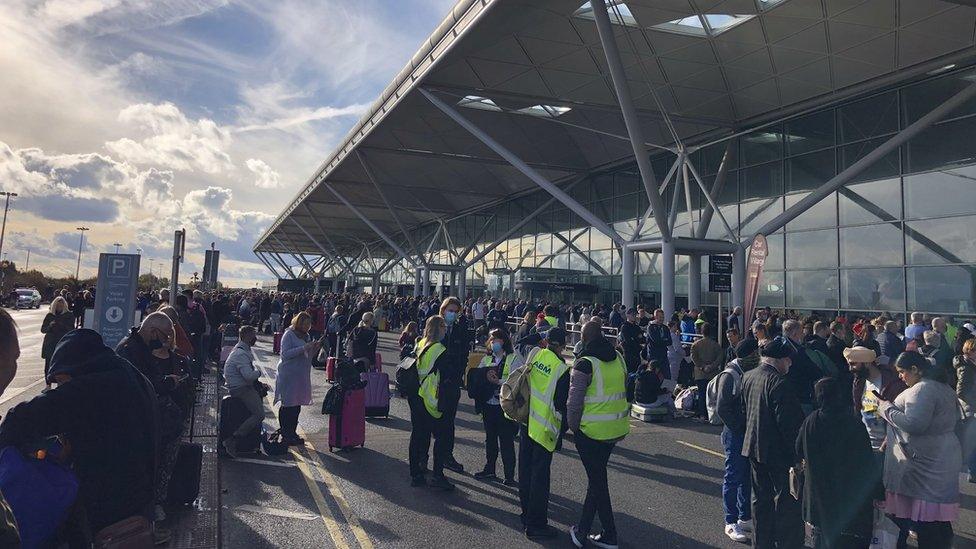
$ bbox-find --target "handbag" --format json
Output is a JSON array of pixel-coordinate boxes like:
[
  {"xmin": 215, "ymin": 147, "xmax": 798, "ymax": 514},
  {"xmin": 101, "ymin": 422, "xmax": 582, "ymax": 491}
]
[
  {"xmin": 789, "ymin": 459, "xmax": 804, "ymax": 500},
  {"xmin": 253, "ymin": 379, "xmax": 269, "ymax": 398},
  {"xmin": 321, "ymin": 385, "xmax": 344, "ymax": 415},
  {"xmin": 261, "ymin": 430, "xmax": 290, "ymax": 456}
]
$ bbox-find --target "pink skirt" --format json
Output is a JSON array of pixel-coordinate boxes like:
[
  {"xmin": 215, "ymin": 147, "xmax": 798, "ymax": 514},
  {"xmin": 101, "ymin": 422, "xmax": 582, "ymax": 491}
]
[{"xmin": 885, "ymin": 491, "xmax": 959, "ymax": 522}]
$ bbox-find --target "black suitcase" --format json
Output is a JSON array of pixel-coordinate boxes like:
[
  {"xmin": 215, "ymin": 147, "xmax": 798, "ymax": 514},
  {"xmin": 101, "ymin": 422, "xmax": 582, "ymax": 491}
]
[
  {"xmin": 167, "ymin": 442, "xmax": 202, "ymax": 506},
  {"xmin": 218, "ymin": 395, "xmax": 261, "ymax": 453}
]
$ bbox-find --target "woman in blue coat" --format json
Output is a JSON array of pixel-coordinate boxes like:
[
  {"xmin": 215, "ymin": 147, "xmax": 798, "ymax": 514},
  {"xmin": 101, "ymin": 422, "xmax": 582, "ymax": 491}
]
[{"xmin": 275, "ymin": 311, "xmax": 321, "ymax": 445}]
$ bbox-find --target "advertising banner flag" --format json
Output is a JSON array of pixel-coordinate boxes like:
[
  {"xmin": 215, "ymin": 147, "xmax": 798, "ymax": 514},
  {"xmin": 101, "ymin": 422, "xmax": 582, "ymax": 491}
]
[{"xmin": 743, "ymin": 234, "xmax": 768, "ymax": 335}]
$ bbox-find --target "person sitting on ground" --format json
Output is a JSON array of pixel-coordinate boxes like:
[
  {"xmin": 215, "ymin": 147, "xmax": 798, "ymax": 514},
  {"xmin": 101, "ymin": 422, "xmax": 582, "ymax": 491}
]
[
  {"xmin": 0, "ymin": 329, "xmax": 161, "ymax": 542},
  {"xmin": 795, "ymin": 377, "xmax": 878, "ymax": 549},
  {"xmin": 222, "ymin": 325, "xmax": 265, "ymax": 458}
]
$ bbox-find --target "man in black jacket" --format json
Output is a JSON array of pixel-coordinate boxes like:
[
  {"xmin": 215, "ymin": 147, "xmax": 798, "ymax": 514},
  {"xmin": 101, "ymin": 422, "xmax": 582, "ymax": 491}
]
[
  {"xmin": 616, "ymin": 308, "xmax": 644, "ymax": 375},
  {"xmin": 739, "ymin": 337, "xmax": 804, "ymax": 549},
  {"xmin": 438, "ymin": 296, "xmax": 472, "ymax": 473},
  {"xmin": 825, "ymin": 321, "xmax": 849, "ymax": 374},
  {"xmin": 0, "ymin": 329, "xmax": 159, "ymax": 537}
]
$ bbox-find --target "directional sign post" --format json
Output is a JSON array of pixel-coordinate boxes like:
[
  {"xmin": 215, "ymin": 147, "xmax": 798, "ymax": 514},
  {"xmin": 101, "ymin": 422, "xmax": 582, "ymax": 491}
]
[
  {"xmin": 93, "ymin": 253, "xmax": 140, "ymax": 349},
  {"xmin": 708, "ymin": 255, "xmax": 733, "ymax": 348}
]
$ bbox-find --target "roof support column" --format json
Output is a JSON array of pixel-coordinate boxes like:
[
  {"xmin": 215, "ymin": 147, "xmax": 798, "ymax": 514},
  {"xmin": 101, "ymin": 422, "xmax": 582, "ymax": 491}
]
[
  {"xmin": 686, "ymin": 160, "xmax": 739, "ymax": 244},
  {"xmin": 590, "ymin": 0, "xmax": 672, "ymax": 240},
  {"xmin": 621, "ymin": 246, "xmax": 635, "ymax": 311},
  {"xmin": 414, "ymin": 268, "xmax": 422, "ymax": 298},
  {"xmin": 458, "ymin": 268, "xmax": 466, "ymax": 299},
  {"xmin": 661, "ymin": 240, "xmax": 676, "ymax": 320},
  {"xmin": 455, "ymin": 215, "xmax": 496, "ymax": 266},
  {"xmin": 324, "ymin": 182, "xmax": 417, "ymax": 268},
  {"xmin": 695, "ymin": 141, "xmax": 736, "ymax": 239},
  {"xmin": 423, "ymin": 267, "xmax": 431, "ymax": 297},
  {"xmin": 419, "ymin": 88, "xmax": 624, "ymax": 247},
  {"xmin": 634, "ymin": 155, "xmax": 683, "ymax": 241},
  {"xmin": 269, "ymin": 252, "xmax": 296, "ymax": 279},
  {"xmin": 732, "ymin": 246, "xmax": 746, "ymax": 311},
  {"xmin": 667, "ymin": 153, "xmax": 686, "ymax": 232},
  {"xmin": 256, "ymin": 252, "xmax": 285, "ymax": 280},
  {"xmin": 688, "ymin": 254, "xmax": 701, "ymax": 311},
  {"xmin": 755, "ymin": 79, "xmax": 976, "ymax": 237}
]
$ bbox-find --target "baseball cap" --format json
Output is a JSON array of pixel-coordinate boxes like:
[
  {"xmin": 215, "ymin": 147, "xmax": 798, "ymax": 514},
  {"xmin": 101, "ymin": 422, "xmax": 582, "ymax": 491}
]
[
  {"xmin": 735, "ymin": 338, "xmax": 759, "ymax": 359},
  {"xmin": 760, "ymin": 336, "xmax": 794, "ymax": 359}
]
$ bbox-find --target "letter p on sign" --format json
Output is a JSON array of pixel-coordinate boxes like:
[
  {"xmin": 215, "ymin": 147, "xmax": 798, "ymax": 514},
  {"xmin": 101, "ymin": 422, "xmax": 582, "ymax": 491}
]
[{"xmin": 110, "ymin": 258, "xmax": 128, "ymax": 277}]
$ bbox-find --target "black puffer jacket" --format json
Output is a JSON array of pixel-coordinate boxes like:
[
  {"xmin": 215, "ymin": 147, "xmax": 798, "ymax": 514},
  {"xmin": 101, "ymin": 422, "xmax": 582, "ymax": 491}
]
[{"xmin": 0, "ymin": 329, "xmax": 159, "ymax": 531}]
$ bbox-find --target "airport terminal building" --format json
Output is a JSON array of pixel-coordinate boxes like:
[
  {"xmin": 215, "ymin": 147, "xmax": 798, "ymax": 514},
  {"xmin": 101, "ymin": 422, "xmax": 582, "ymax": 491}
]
[{"xmin": 254, "ymin": 0, "xmax": 976, "ymax": 321}]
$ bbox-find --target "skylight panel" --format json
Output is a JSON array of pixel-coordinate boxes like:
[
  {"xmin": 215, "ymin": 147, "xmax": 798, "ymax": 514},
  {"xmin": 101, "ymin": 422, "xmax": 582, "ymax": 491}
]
[
  {"xmin": 518, "ymin": 104, "xmax": 572, "ymax": 118},
  {"xmin": 574, "ymin": 1, "xmax": 639, "ymax": 28},
  {"xmin": 652, "ymin": 13, "xmax": 754, "ymax": 36},
  {"xmin": 757, "ymin": 0, "xmax": 789, "ymax": 9},
  {"xmin": 457, "ymin": 95, "xmax": 502, "ymax": 112}
]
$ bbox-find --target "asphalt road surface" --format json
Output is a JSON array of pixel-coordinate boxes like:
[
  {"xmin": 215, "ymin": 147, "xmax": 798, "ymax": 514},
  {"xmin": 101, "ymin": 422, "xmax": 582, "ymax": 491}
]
[
  {"xmin": 222, "ymin": 332, "xmax": 976, "ymax": 549},
  {"xmin": 1, "ymin": 307, "xmax": 50, "ymax": 415}
]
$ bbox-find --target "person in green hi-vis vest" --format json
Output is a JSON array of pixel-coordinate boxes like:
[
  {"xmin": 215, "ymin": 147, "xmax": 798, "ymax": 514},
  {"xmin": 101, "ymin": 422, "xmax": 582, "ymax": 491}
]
[{"xmin": 518, "ymin": 327, "xmax": 570, "ymax": 541}]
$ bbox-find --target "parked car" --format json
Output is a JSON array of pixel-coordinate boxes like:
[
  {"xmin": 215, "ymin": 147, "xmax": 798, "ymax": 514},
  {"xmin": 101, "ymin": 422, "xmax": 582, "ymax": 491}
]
[{"xmin": 14, "ymin": 288, "xmax": 41, "ymax": 309}]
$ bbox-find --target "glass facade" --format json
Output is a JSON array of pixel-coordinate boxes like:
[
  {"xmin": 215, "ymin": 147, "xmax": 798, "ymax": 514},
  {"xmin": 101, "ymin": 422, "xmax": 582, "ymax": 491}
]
[{"xmin": 381, "ymin": 67, "xmax": 976, "ymax": 316}]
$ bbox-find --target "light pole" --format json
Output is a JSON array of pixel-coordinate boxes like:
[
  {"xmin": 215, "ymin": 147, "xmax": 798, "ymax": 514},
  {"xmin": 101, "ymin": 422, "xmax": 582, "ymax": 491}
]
[
  {"xmin": 24, "ymin": 249, "xmax": 29, "ymax": 271},
  {"xmin": 0, "ymin": 191, "xmax": 17, "ymax": 263},
  {"xmin": 75, "ymin": 227, "xmax": 90, "ymax": 281},
  {"xmin": 113, "ymin": 242, "xmax": 122, "ymax": 253}
]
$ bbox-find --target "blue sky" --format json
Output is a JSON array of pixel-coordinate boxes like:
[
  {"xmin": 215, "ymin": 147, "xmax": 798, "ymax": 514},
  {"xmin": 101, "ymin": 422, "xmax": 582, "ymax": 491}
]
[{"xmin": 0, "ymin": 0, "xmax": 455, "ymax": 286}]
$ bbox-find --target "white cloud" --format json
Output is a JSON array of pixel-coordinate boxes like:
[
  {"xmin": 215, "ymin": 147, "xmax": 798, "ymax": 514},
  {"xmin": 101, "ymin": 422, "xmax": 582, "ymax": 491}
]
[
  {"xmin": 245, "ymin": 158, "xmax": 280, "ymax": 189},
  {"xmin": 106, "ymin": 102, "xmax": 234, "ymax": 174}
]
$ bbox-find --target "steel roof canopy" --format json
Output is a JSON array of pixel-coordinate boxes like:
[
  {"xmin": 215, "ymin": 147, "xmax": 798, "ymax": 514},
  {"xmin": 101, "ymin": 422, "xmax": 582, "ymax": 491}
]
[{"xmin": 255, "ymin": 0, "xmax": 976, "ymax": 260}]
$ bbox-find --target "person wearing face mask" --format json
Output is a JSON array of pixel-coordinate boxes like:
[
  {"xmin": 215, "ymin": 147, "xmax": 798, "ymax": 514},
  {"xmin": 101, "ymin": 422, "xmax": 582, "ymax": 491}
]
[
  {"xmin": 409, "ymin": 315, "xmax": 455, "ymax": 490},
  {"xmin": 739, "ymin": 336, "xmax": 805, "ymax": 549},
  {"xmin": 221, "ymin": 325, "xmax": 266, "ymax": 458},
  {"xmin": 437, "ymin": 296, "xmax": 471, "ymax": 474},
  {"xmin": 472, "ymin": 328, "xmax": 520, "ymax": 485}
]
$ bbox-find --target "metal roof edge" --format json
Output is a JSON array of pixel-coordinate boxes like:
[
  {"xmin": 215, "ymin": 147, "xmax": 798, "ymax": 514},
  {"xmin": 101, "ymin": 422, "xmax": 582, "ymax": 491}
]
[{"xmin": 253, "ymin": 0, "xmax": 496, "ymax": 253}]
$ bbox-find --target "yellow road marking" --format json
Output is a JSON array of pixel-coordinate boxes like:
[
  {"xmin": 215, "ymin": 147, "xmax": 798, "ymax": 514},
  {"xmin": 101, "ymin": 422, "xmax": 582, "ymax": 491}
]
[
  {"xmin": 255, "ymin": 362, "xmax": 374, "ymax": 549},
  {"xmin": 676, "ymin": 440, "xmax": 724, "ymax": 459}
]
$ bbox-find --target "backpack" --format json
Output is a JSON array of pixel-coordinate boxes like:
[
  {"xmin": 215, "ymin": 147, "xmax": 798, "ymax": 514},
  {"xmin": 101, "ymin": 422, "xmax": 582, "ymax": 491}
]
[
  {"xmin": 805, "ymin": 347, "xmax": 838, "ymax": 378},
  {"xmin": 395, "ymin": 343, "xmax": 434, "ymax": 397},
  {"xmin": 706, "ymin": 362, "xmax": 743, "ymax": 425},
  {"xmin": 500, "ymin": 348, "xmax": 539, "ymax": 425}
]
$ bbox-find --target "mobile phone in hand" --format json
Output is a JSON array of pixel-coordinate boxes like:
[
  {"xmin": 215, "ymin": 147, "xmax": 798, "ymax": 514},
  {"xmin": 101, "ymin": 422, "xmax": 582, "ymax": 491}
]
[{"xmin": 871, "ymin": 389, "xmax": 882, "ymax": 400}]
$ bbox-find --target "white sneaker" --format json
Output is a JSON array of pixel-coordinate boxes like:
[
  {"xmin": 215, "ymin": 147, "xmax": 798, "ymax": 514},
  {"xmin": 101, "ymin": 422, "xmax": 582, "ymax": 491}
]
[
  {"xmin": 725, "ymin": 523, "xmax": 749, "ymax": 543},
  {"xmin": 736, "ymin": 519, "xmax": 753, "ymax": 532}
]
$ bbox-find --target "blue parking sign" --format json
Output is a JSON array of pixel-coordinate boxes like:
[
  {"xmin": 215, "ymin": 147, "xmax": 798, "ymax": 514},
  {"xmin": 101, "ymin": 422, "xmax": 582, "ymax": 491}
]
[{"xmin": 93, "ymin": 253, "xmax": 141, "ymax": 348}]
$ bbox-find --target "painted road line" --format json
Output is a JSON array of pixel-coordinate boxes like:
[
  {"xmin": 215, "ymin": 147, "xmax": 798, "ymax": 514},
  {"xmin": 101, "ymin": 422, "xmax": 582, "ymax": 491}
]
[
  {"xmin": 232, "ymin": 504, "xmax": 319, "ymax": 521},
  {"xmin": 294, "ymin": 429, "xmax": 375, "ymax": 549},
  {"xmin": 255, "ymin": 365, "xmax": 351, "ymax": 549},
  {"xmin": 676, "ymin": 440, "xmax": 724, "ymax": 459},
  {"xmin": 231, "ymin": 457, "xmax": 296, "ymax": 468},
  {"xmin": 0, "ymin": 378, "xmax": 45, "ymax": 406}
]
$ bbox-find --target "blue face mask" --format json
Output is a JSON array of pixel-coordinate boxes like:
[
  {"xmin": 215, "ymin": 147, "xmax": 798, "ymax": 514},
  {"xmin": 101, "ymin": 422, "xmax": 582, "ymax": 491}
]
[
  {"xmin": 444, "ymin": 311, "xmax": 457, "ymax": 324},
  {"xmin": 491, "ymin": 341, "xmax": 503, "ymax": 353}
]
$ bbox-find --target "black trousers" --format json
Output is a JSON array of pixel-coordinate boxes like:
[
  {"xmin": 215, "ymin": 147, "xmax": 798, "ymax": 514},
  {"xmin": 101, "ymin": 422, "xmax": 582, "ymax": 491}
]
[
  {"xmin": 890, "ymin": 516, "xmax": 953, "ymax": 549},
  {"xmin": 750, "ymin": 460, "xmax": 803, "ymax": 549},
  {"xmin": 278, "ymin": 405, "xmax": 301, "ymax": 439},
  {"xmin": 576, "ymin": 431, "xmax": 617, "ymax": 538},
  {"xmin": 518, "ymin": 425, "xmax": 553, "ymax": 530},
  {"xmin": 694, "ymin": 378, "xmax": 709, "ymax": 418},
  {"xmin": 408, "ymin": 395, "xmax": 448, "ymax": 477},
  {"xmin": 441, "ymin": 382, "xmax": 461, "ymax": 462},
  {"xmin": 482, "ymin": 404, "xmax": 516, "ymax": 479}
]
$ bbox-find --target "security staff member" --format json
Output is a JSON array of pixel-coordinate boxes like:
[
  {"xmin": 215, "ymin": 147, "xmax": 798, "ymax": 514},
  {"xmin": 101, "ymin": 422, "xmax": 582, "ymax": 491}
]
[
  {"xmin": 519, "ymin": 327, "xmax": 570, "ymax": 540},
  {"xmin": 438, "ymin": 296, "xmax": 470, "ymax": 473},
  {"xmin": 568, "ymin": 321, "xmax": 630, "ymax": 548},
  {"xmin": 408, "ymin": 315, "xmax": 454, "ymax": 491}
]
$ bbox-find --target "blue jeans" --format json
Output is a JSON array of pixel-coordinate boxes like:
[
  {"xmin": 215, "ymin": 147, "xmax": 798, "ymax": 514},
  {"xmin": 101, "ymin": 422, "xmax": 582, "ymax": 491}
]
[{"xmin": 721, "ymin": 427, "xmax": 751, "ymax": 525}]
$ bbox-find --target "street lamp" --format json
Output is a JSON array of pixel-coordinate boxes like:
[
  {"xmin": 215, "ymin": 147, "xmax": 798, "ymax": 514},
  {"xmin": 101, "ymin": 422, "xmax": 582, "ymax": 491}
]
[
  {"xmin": 75, "ymin": 227, "xmax": 90, "ymax": 281},
  {"xmin": 0, "ymin": 191, "xmax": 18, "ymax": 264},
  {"xmin": 113, "ymin": 242, "xmax": 122, "ymax": 253}
]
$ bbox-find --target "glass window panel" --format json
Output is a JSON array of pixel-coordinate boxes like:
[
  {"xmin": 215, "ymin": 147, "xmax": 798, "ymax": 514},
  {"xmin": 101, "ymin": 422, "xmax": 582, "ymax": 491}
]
[
  {"xmin": 591, "ymin": 199, "xmax": 612, "ymax": 224},
  {"xmin": 535, "ymin": 234, "xmax": 552, "ymax": 256},
  {"xmin": 705, "ymin": 205, "xmax": 740, "ymax": 239},
  {"xmin": 839, "ymin": 178, "xmax": 902, "ymax": 225},
  {"xmin": 590, "ymin": 228, "xmax": 612, "ymax": 250},
  {"xmin": 700, "ymin": 141, "xmax": 737, "ymax": 175},
  {"xmin": 785, "ymin": 192, "xmax": 837, "ymax": 231},
  {"xmin": 907, "ymin": 265, "xmax": 976, "ymax": 314},
  {"xmin": 569, "ymin": 252, "xmax": 589, "ymax": 272},
  {"xmin": 904, "ymin": 165, "xmax": 976, "ymax": 219},
  {"xmin": 840, "ymin": 224, "xmax": 904, "ymax": 267},
  {"xmin": 788, "ymin": 149, "xmax": 835, "ymax": 192},
  {"xmin": 838, "ymin": 136, "xmax": 901, "ymax": 183},
  {"xmin": 739, "ymin": 196, "xmax": 784, "ymax": 236},
  {"xmin": 786, "ymin": 109, "xmax": 835, "ymax": 155},
  {"xmin": 571, "ymin": 180, "xmax": 591, "ymax": 204},
  {"xmin": 841, "ymin": 268, "xmax": 906, "ymax": 311},
  {"xmin": 786, "ymin": 229, "xmax": 838, "ymax": 269},
  {"xmin": 787, "ymin": 270, "xmax": 839, "ymax": 309},
  {"xmin": 760, "ymin": 232, "xmax": 785, "ymax": 271},
  {"xmin": 758, "ymin": 271, "xmax": 786, "ymax": 308},
  {"xmin": 838, "ymin": 90, "xmax": 898, "ymax": 144},
  {"xmin": 740, "ymin": 161, "xmax": 784, "ymax": 200},
  {"xmin": 905, "ymin": 117, "xmax": 976, "ymax": 174},
  {"xmin": 906, "ymin": 216, "xmax": 976, "ymax": 265},
  {"xmin": 593, "ymin": 174, "xmax": 614, "ymax": 199},
  {"xmin": 613, "ymin": 194, "xmax": 639, "ymax": 224},
  {"xmin": 614, "ymin": 171, "xmax": 640, "ymax": 196},
  {"xmin": 741, "ymin": 128, "xmax": 784, "ymax": 166},
  {"xmin": 901, "ymin": 69, "xmax": 976, "ymax": 126}
]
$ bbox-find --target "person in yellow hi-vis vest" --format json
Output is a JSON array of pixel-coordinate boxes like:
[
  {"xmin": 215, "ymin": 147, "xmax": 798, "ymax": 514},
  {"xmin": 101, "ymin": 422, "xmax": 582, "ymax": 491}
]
[
  {"xmin": 407, "ymin": 315, "xmax": 455, "ymax": 491},
  {"xmin": 518, "ymin": 327, "xmax": 570, "ymax": 541},
  {"xmin": 567, "ymin": 321, "xmax": 630, "ymax": 549}
]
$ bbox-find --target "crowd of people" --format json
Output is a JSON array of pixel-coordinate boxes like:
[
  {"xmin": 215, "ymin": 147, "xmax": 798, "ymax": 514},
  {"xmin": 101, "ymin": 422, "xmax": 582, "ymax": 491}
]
[{"xmin": 2, "ymin": 282, "xmax": 975, "ymax": 547}]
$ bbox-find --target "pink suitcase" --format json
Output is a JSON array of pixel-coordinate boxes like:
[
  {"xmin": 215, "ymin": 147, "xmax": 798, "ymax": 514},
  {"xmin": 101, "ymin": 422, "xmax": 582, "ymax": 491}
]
[
  {"xmin": 373, "ymin": 352, "xmax": 383, "ymax": 372},
  {"xmin": 328, "ymin": 388, "xmax": 365, "ymax": 451},
  {"xmin": 273, "ymin": 332, "xmax": 283, "ymax": 354},
  {"xmin": 326, "ymin": 357, "xmax": 336, "ymax": 382},
  {"xmin": 363, "ymin": 371, "xmax": 391, "ymax": 418}
]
